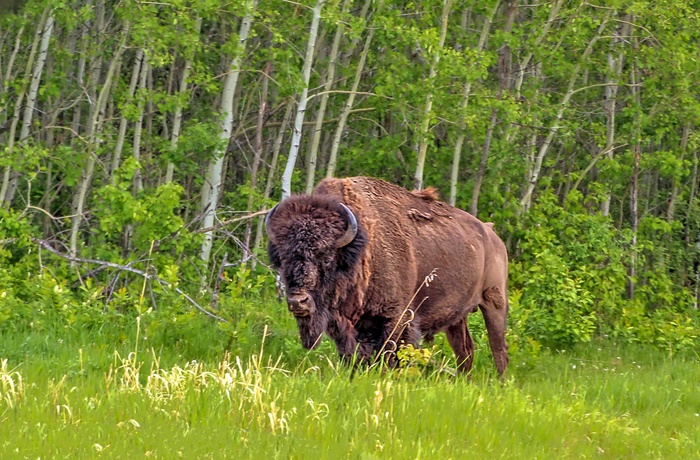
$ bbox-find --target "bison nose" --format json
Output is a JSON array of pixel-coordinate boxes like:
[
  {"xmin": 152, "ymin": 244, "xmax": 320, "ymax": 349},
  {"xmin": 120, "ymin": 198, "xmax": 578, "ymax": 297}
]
[{"xmin": 287, "ymin": 293, "xmax": 311, "ymax": 317}]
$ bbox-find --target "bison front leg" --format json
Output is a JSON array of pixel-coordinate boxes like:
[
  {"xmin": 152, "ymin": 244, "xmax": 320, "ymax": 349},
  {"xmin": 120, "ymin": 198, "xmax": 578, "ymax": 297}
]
[
  {"xmin": 326, "ymin": 315, "xmax": 372, "ymax": 363},
  {"xmin": 479, "ymin": 286, "xmax": 509, "ymax": 377},
  {"xmin": 366, "ymin": 315, "xmax": 422, "ymax": 368},
  {"xmin": 445, "ymin": 317, "xmax": 475, "ymax": 374}
]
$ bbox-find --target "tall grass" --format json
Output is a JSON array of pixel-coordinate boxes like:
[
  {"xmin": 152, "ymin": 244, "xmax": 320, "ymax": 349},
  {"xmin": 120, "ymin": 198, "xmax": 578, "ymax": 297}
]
[
  {"xmin": 1, "ymin": 321, "xmax": 698, "ymax": 458},
  {"xmin": 0, "ymin": 358, "xmax": 23, "ymax": 410}
]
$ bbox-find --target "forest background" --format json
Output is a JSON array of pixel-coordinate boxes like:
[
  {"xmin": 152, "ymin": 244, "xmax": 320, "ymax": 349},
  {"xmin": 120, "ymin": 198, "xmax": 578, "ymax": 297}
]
[{"xmin": 1, "ymin": 0, "xmax": 700, "ymax": 354}]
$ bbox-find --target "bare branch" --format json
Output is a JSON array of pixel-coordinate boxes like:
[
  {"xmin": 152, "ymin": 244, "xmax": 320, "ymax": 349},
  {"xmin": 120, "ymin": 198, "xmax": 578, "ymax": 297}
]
[
  {"xmin": 32, "ymin": 238, "xmax": 228, "ymax": 323},
  {"xmin": 195, "ymin": 208, "xmax": 271, "ymax": 234},
  {"xmin": 21, "ymin": 204, "xmax": 77, "ymax": 221}
]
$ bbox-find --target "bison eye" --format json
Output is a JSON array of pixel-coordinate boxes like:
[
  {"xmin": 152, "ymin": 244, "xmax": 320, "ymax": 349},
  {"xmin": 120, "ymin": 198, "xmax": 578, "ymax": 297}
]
[{"xmin": 321, "ymin": 255, "xmax": 334, "ymax": 269}]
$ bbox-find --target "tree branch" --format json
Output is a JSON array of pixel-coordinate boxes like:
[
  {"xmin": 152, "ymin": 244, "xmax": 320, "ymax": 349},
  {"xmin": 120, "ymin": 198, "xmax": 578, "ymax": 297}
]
[
  {"xmin": 195, "ymin": 208, "xmax": 271, "ymax": 234},
  {"xmin": 33, "ymin": 238, "xmax": 228, "ymax": 323}
]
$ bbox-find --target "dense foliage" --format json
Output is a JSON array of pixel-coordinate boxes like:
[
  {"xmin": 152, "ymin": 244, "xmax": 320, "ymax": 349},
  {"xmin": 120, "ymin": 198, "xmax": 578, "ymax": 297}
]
[{"xmin": 1, "ymin": 0, "xmax": 699, "ymax": 353}]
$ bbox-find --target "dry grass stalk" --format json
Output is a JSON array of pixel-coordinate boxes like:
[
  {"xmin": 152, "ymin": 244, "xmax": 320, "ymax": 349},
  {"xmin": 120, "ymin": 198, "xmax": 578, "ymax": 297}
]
[
  {"xmin": 1, "ymin": 358, "xmax": 24, "ymax": 409},
  {"xmin": 102, "ymin": 326, "xmax": 293, "ymax": 432},
  {"xmin": 373, "ymin": 269, "xmax": 438, "ymax": 365}
]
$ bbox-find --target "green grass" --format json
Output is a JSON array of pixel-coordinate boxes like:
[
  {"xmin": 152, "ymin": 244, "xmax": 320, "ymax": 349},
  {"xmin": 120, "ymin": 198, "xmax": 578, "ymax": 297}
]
[{"xmin": 1, "ymin": 322, "xmax": 699, "ymax": 459}]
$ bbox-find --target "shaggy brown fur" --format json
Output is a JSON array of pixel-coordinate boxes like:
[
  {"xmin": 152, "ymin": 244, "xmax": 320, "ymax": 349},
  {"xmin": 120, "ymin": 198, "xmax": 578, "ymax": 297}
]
[{"xmin": 267, "ymin": 177, "xmax": 509, "ymax": 376}]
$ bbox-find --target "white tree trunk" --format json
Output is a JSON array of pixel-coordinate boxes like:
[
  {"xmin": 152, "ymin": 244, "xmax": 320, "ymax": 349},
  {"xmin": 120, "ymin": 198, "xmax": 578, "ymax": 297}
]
[
  {"xmin": 70, "ymin": 23, "xmax": 88, "ymax": 148},
  {"xmin": 200, "ymin": 1, "xmax": 257, "ymax": 264},
  {"xmin": 502, "ymin": 0, "xmax": 563, "ymax": 149},
  {"xmin": 469, "ymin": 0, "xmax": 515, "ymax": 215},
  {"xmin": 19, "ymin": 14, "xmax": 53, "ymax": 143},
  {"xmin": 244, "ymin": 60, "xmax": 272, "ymax": 261},
  {"xmin": 0, "ymin": 102, "xmax": 21, "ymax": 204},
  {"xmin": 520, "ymin": 15, "xmax": 609, "ymax": 213},
  {"xmin": 326, "ymin": 8, "xmax": 376, "ymax": 179},
  {"xmin": 601, "ymin": 16, "xmax": 630, "ymax": 216},
  {"xmin": 69, "ymin": 22, "xmax": 130, "ymax": 259},
  {"xmin": 1, "ymin": 6, "xmax": 51, "ymax": 205},
  {"xmin": 629, "ymin": 54, "xmax": 640, "ymax": 300},
  {"xmin": 449, "ymin": 0, "xmax": 499, "ymax": 206},
  {"xmin": 131, "ymin": 57, "xmax": 149, "ymax": 195},
  {"xmin": 0, "ymin": 24, "xmax": 25, "ymax": 205},
  {"xmin": 281, "ymin": 0, "xmax": 325, "ymax": 199},
  {"xmin": 166, "ymin": 18, "xmax": 201, "ymax": 184},
  {"xmin": 414, "ymin": 0, "xmax": 453, "ymax": 191},
  {"xmin": 471, "ymin": 110, "xmax": 497, "ymax": 215},
  {"xmin": 513, "ymin": 0, "xmax": 563, "ymax": 100},
  {"xmin": 253, "ymin": 103, "xmax": 293, "ymax": 254},
  {"xmin": 305, "ymin": 0, "xmax": 351, "ymax": 193},
  {"xmin": 111, "ymin": 48, "xmax": 144, "ymax": 180},
  {"xmin": 1, "ymin": 23, "xmax": 24, "ymax": 94}
]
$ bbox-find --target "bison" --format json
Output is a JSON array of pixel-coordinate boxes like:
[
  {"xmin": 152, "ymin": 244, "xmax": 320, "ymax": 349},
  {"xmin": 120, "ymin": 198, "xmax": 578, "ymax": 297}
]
[{"xmin": 266, "ymin": 177, "xmax": 509, "ymax": 376}]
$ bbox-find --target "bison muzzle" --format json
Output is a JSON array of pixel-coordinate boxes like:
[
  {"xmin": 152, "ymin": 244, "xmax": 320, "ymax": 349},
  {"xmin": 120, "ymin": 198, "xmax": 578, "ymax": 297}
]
[{"xmin": 266, "ymin": 177, "xmax": 509, "ymax": 376}]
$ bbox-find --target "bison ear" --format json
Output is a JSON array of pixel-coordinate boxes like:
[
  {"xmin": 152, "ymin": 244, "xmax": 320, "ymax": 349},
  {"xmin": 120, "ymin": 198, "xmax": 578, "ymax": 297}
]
[
  {"xmin": 265, "ymin": 203, "xmax": 279, "ymax": 241},
  {"xmin": 267, "ymin": 239, "xmax": 281, "ymax": 269}
]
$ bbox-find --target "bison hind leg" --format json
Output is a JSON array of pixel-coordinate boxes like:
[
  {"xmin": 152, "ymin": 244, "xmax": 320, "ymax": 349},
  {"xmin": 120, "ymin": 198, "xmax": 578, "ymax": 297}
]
[
  {"xmin": 445, "ymin": 317, "xmax": 475, "ymax": 374},
  {"xmin": 479, "ymin": 286, "xmax": 509, "ymax": 377}
]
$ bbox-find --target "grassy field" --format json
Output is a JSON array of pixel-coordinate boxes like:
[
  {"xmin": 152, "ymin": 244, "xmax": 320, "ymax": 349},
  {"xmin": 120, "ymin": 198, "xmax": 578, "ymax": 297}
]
[{"xmin": 1, "ymin": 320, "xmax": 699, "ymax": 459}]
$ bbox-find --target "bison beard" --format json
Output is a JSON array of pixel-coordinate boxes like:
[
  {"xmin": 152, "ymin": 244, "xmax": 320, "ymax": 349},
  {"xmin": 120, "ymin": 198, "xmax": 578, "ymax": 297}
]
[
  {"xmin": 295, "ymin": 309, "xmax": 329, "ymax": 349},
  {"xmin": 266, "ymin": 177, "xmax": 510, "ymax": 376}
]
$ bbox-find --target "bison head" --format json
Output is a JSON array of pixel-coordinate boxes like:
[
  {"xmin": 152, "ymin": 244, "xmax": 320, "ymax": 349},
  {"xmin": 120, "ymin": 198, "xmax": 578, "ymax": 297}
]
[{"xmin": 266, "ymin": 196, "xmax": 364, "ymax": 349}]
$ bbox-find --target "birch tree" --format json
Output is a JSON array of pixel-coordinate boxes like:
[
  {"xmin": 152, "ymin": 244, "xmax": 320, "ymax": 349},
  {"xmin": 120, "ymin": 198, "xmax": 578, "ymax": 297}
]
[
  {"xmin": 413, "ymin": 0, "xmax": 452, "ymax": 191},
  {"xmin": 281, "ymin": 0, "xmax": 325, "ymax": 199},
  {"xmin": 627, "ymin": 20, "xmax": 642, "ymax": 299},
  {"xmin": 520, "ymin": 14, "xmax": 611, "ymax": 213},
  {"xmin": 166, "ymin": 17, "xmax": 201, "ymax": 184},
  {"xmin": 0, "ymin": 22, "xmax": 24, "ymax": 96},
  {"xmin": 325, "ymin": 1, "xmax": 375, "ymax": 179},
  {"xmin": 254, "ymin": 102, "xmax": 293, "ymax": 254},
  {"xmin": 19, "ymin": 12, "xmax": 53, "ymax": 144},
  {"xmin": 600, "ymin": 16, "xmax": 631, "ymax": 216},
  {"xmin": 69, "ymin": 22, "xmax": 130, "ymax": 259},
  {"xmin": 449, "ymin": 1, "xmax": 499, "ymax": 206},
  {"xmin": 0, "ymin": 21, "xmax": 24, "ymax": 203},
  {"xmin": 70, "ymin": 19, "xmax": 88, "ymax": 148},
  {"xmin": 513, "ymin": 0, "xmax": 564, "ymax": 100},
  {"xmin": 628, "ymin": 56, "xmax": 641, "ymax": 299},
  {"xmin": 243, "ymin": 60, "xmax": 271, "ymax": 257},
  {"xmin": 110, "ymin": 49, "xmax": 144, "ymax": 181},
  {"xmin": 1, "ymin": 0, "xmax": 699, "ymax": 339},
  {"xmin": 471, "ymin": 1, "xmax": 513, "ymax": 215},
  {"xmin": 305, "ymin": 0, "xmax": 351, "ymax": 193},
  {"xmin": 200, "ymin": 0, "xmax": 257, "ymax": 264},
  {"xmin": 131, "ymin": 56, "xmax": 149, "ymax": 195},
  {"xmin": 1, "ymin": 6, "xmax": 51, "ymax": 205}
]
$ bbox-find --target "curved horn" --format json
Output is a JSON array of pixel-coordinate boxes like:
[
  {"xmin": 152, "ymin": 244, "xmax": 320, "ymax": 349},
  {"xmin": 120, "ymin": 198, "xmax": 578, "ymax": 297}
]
[
  {"xmin": 335, "ymin": 203, "xmax": 358, "ymax": 248},
  {"xmin": 265, "ymin": 204, "xmax": 279, "ymax": 239}
]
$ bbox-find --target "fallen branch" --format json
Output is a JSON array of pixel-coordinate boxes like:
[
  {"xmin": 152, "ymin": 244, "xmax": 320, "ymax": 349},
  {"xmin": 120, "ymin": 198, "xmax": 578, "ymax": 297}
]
[{"xmin": 33, "ymin": 238, "xmax": 228, "ymax": 323}]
